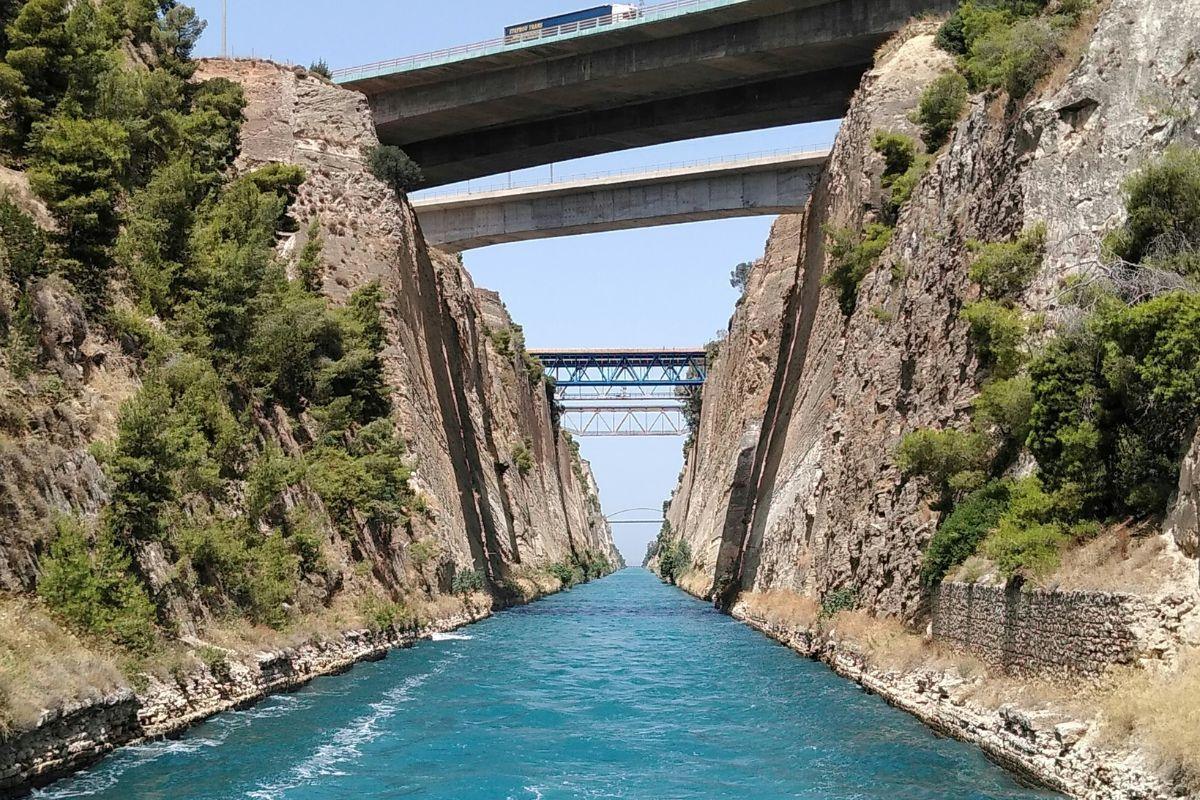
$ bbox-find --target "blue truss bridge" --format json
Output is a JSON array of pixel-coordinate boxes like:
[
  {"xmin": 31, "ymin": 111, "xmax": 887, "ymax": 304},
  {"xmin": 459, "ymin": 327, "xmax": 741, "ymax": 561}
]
[
  {"xmin": 529, "ymin": 349, "xmax": 707, "ymax": 437},
  {"xmin": 530, "ymin": 349, "xmax": 707, "ymax": 391}
]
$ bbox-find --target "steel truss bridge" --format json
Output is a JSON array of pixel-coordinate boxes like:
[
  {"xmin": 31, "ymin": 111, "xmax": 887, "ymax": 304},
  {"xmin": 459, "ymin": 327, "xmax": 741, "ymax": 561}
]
[{"xmin": 530, "ymin": 349, "xmax": 706, "ymax": 437}]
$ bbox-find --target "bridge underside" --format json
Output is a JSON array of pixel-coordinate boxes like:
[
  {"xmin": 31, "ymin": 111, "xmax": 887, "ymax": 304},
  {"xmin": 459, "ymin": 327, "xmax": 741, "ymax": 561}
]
[
  {"xmin": 345, "ymin": 0, "xmax": 954, "ymax": 186},
  {"xmin": 413, "ymin": 153, "xmax": 824, "ymax": 251}
]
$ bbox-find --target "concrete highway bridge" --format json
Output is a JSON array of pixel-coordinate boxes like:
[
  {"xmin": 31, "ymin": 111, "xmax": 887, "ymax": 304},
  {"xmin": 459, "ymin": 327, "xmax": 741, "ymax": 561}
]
[
  {"xmin": 410, "ymin": 148, "xmax": 828, "ymax": 251},
  {"xmin": 336, "ymin": 0, "xmax": 954, "ymax": 187}
]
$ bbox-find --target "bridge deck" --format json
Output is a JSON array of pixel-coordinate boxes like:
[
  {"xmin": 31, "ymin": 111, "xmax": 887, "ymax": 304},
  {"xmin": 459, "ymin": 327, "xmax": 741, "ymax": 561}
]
[
  {"xmin": 412, "ymin": 150, "xmax": 827, "ymax": 251},
  {"xmin": 334, "ymin": 0, "xmax": 758, "ymax": 85}
]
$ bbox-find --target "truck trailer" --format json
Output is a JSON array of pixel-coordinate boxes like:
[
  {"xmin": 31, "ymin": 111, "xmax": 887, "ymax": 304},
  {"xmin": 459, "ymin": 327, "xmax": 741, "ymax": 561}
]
[{"xmin": 504, "ymin": 5, "xmax": 639, "ymax": 42}]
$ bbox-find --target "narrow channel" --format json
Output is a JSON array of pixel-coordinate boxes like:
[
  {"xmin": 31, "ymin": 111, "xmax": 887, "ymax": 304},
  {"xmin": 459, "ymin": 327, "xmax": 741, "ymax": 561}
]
[{"xmin": 38, "ymin": 570, "xmax": 1058, "ymax": 800}]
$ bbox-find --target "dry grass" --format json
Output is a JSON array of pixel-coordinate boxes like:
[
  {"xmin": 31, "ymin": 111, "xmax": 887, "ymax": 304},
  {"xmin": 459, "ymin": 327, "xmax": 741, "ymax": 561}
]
[
  {"xmin": 738, "ymin": 590, "xmax": 820, "ymax": 630},
  {"xmin": 873, "ymin": 17, "xmax": 944, "ymax": 65},
  {"xmin": 1053, "ymin": 530, "xmax": 1189, "ymax": 594},
  {"xmin": 410, "ymin": 592, "xmax": 478, "ymax": 627},
  {"xmin": 0, "ymin": 597, "xmax": 126, "ymax": 734},
  {"xmin": 1035, "ymin": 0, "xmax": 1110, "ymax": 98},
  {"xmin": 1098, "ymin": 649, "xmax": 1200, "ymax": 791},
  {"xmin": 823, "ymin": 611, "xmax": 935, "ymax": 672},
  {"xmin": 948, "ymin": 555, "xmax": 995, "ymax": 584},
  {"xmin": 964, "ymin": 670, "xmax": 1092, "ymax": 715}
]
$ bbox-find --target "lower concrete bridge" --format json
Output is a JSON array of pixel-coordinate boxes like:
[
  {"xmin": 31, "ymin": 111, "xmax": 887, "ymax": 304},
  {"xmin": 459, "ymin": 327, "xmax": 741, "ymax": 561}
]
[{"xmin": 411, "ymin": 149, "xmax": 827, "ymax": 251}]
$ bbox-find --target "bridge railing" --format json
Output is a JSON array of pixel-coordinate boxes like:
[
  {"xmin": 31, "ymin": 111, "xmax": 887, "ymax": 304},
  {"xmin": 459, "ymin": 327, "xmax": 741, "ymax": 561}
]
[
  {"xmin": 411, "ymin": 145, "xmax": 833, "ymax": 204},
  {"xmin": 332, "ymin": 0, "xmax": 749, "ymax": 83}
]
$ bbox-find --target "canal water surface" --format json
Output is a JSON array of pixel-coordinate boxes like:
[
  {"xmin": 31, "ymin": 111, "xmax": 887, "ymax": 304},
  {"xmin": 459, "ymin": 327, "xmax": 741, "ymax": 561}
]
[{"xmin": 38, "ymin": 568, "xmax": 1059, "ymax": 800}]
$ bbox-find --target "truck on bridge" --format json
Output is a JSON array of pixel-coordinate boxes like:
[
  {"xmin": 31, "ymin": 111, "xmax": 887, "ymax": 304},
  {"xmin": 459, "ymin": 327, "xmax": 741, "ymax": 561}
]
[{"xmin": 504, "ymin": 4, "xmax": 639, "ymax": 43}]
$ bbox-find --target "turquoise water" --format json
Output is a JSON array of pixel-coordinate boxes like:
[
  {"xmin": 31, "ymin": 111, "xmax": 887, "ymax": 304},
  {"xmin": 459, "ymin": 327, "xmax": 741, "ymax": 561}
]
[{"xmin": 38, "ymin": 569, "xmax": 1059, "ymax": 800}]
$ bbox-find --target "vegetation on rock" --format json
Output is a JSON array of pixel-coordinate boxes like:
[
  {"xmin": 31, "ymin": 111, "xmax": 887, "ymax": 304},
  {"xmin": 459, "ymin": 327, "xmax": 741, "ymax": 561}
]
[
  {"xmin": 935, "ymin": 1, "xmax": 1089, "ymax": 100},
  {"xmin": 368, "ymin": 145, "xmax": 423, "ymax": 195},
  {"xmin": 911, "ymin": 147, "xmax": 1200, "ymax": 583},
  {"xmin": 914, "ymin": 70, "xmax": 968, "ymax": 150}
]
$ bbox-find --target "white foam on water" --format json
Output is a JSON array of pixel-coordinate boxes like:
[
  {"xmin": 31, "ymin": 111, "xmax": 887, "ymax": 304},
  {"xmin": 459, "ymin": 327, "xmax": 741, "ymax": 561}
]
[
  {"xmin": 430, "ymin": 632, "xmax": 473, "ymax": 641},
  {"xmin": 247, "ymin": 652, "xmax": 461, "ymax": 799},
  {"xmin": 32, "ymin": 732, "xmax": 230, "ymax": 799}
]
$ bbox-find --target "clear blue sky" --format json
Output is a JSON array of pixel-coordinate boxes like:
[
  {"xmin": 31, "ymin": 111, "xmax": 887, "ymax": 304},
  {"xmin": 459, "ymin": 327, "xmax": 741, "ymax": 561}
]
[{"xmin": 189, "ymin": 1, "xmax": 839, "ymax": 563}]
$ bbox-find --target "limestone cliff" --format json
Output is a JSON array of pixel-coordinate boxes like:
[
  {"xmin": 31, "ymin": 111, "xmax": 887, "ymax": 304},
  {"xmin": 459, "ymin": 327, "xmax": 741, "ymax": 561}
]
[
  {"xmin": 658, "ymin": 1, "xmax": 1199, "ymax": 615},
  {"xmin": 655, "ymin": 2, "xmax": 1200, "ymax": 795},
  {"xmin": 0, "ymin": 60, "xmax": 617, "ymax": 794}
]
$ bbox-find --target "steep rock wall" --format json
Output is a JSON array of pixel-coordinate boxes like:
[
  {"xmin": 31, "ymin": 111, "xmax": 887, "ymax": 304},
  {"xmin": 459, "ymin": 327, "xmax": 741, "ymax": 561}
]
[
  {"xmin": 199, "ymin": 59, "xmax": 621, "ymax": 590},
  {"xmin": 662, "ymin": 0, "xmax": 1200, "ymax": 617}
]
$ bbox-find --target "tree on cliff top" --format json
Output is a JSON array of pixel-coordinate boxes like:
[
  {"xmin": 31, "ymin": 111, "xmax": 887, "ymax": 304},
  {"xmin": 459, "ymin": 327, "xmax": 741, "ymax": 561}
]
[{"xmin": 368, "ymin": 145, "xmax": 424, "ymax": 195}]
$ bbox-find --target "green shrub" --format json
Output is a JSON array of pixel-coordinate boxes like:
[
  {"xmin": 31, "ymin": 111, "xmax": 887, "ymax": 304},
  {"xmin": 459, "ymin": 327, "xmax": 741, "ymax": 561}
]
[
  {"xmin": 824, "ymin": 223, "xmax": 894, "ymax": 316},
  {"xmin": 368, "ymin": 145, "xmax": 423, "ymax": 195},
  {"xmin": 819, "ymin": 587, "xmax": 857, "ymax": 619},
  {"xmin": 885, "ymin": 155, "xmax": 932, "ymax": 221},
  {"xmin": 28, "ymin": 115, "xmax": 130, "ymax": 305},
  {"xmin": 915, "ymin": 71, "xmax": 968, "ymax": 150},
  {"xmin": 547, "ymin": 561, "xmax": 578, "ymax": 587},
  {"xmin": 296, "ymin": 220, "xmax": 324, "ymax": 290},
  {"xmin": 729, "ymin": 260, "xmax": 753, "ymax": 296},
  {"xmin": 921, "ymin": 479, "xmax": 1011, "ymax": 585},
  {"xmin": 871, "ymin": 131, "xmax": 917, "ymax": 178},
  {"xmin": 572, "ymin": 549, "xmax": 611, "ymax": 581},
  {"xmin": 872, "ymin": 131, "xmax": 930, "ymax": 220},
  {"xmin": 176, "ymin": 516, "xmax": 313, "ymax": 629},
  {"xmin": 451, "ymin": 566, "xmax": 484, "ymax": 595},
  {"xmin": 657, "ymin": 539, "xmax": 691, "ymax": 584},
  {"xmin": 37, "ymin": 516, "xmax": 157, "ymax": 653},
  {"xmin": 983, "ymin": 518, "xmax": 1067, "ymax": 578},
  {"xmin": 245, "ymin": 283, "xmax": 342, "ymax": 409},
  {"xmin": 511, "ymin": 438, "xmax": 535, "ymax": 475},
  {"xmin": 116, "ymin": 158, "xmax": 199, "ymax": 314},
  {"xmin": 969, "ymin": 223, "xmax": 1046, "ymax": 300},
  {"xmin": 245, "ymin": 446, "xmax": 298, "ymax": 524},
  {"xmin": 972, "ymin": 374, "xmax": 1034, "ymax": 445},
  {"xmin": 1029, "ymin": 292, "xmax": 1200, "ymax": 517},
  {"xmin": 489, "ymin": 326, "xmax": 515, "ymax": 358},
  {"xmin": 409, "ymin": 537, "xmax": 440, "ymax": 567},
  {"xmin": 964, "ymin": 15, "xmax": 1064, "ymax": 98},
  {"xmin": 197, "ymin": 646, "xmax": 231, "ymax": 681},
  {"xmin": 896, "ymin": 427, "xmax": 992, "ymax": 498},
  {"xmin": 1104, "ymin": 146, "xmax": 1200, "ymax": 277},
  {"xmin": 359, "ymin": 595, "xmax": 414, "ymax": 632},
  {"xmin": 962, "ymin": 299, "xmax": 1030, "ymax": 378},
  {"xmin": 522, "ymin": 350, "xmax": 545, "ymax": 385},
  {"xmin": 935, "ymin": 7, "xmax": 969, "ymax": 54},
  {"xmin": 0, "ymin": 197, "xmax": 46, "ymax": 287},
  {"xmin": 180, "ymin": 77, "xmax": 246, "ymax": 188},
  {"xmin": 308, "ymin": 59, "xmax": 331, "ymax": 79},
  {"xmin": 306, "ymin": 420, "xmax": 415, "ymax": 530}
]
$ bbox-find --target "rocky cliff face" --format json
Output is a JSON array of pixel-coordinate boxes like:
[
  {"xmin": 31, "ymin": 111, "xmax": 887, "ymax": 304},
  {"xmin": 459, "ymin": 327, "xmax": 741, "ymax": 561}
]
[
  {"xmin": 0, "ymin": 59, "xmax": 618, "ymax": 792},
  {"xmin": 655, "ymin": 3, "xmax": 1200, "ymax": 794},
  {"xmin": 199, "ymin": 59, "xmax": 621, "ymax": 593},
  {"xmin": 659, "ymin": 0, "xmax": 1200, "ymax": 616}
]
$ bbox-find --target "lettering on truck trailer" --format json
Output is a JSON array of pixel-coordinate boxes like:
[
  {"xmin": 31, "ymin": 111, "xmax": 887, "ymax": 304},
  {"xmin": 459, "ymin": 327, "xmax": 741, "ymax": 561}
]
[{"xmin": 504, "ymin": 5, "xmax": 639, "ymax": 42}]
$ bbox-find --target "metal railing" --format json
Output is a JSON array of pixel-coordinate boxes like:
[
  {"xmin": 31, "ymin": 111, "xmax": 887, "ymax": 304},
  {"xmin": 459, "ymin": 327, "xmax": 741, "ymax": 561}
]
[
  {"xmin": 411, "ymin": 145, "xmax": 833, "ymax": 203},
  {"xmin": 332, "ymin": 0, "xmax": 749, "ymax": 82}
]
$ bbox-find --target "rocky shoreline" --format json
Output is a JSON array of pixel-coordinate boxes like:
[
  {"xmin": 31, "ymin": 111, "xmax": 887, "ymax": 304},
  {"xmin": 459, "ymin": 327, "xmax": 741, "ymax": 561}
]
[
  {"xmin": 731, "ymin": 605, "xmax": 1183, "ymax": 800},
  {"xmin": 0, "ymin": 605, "xmax": 492, "ymax": 798}
]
